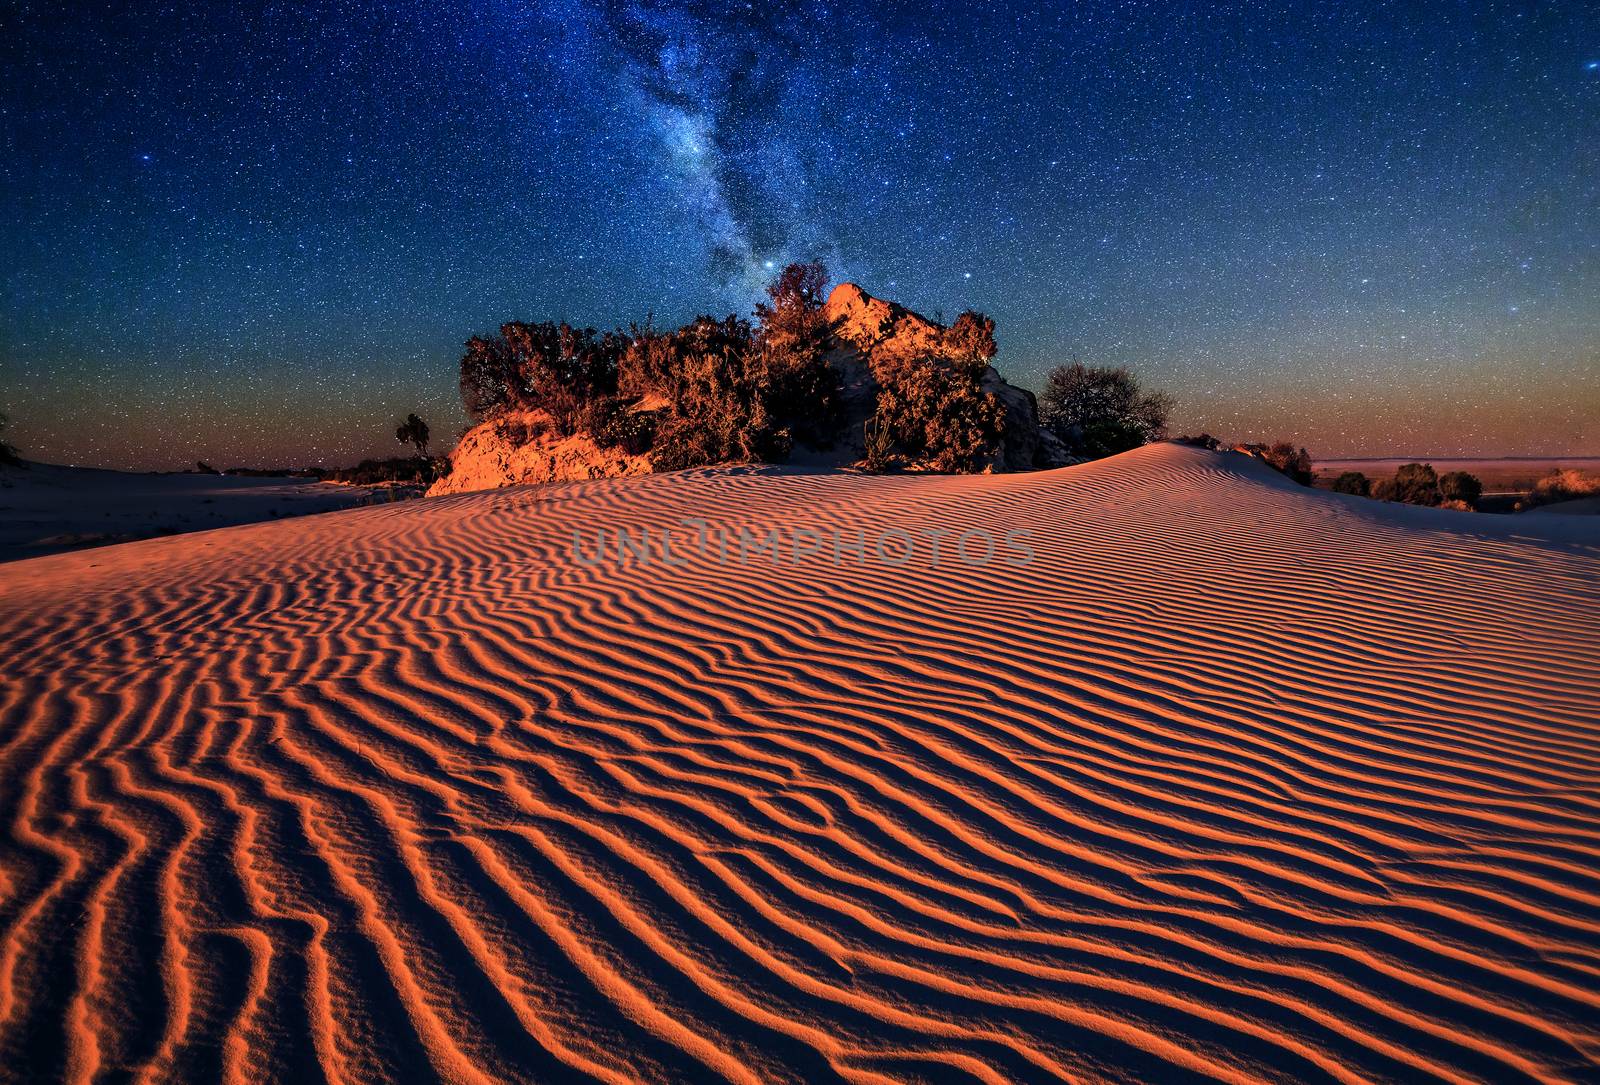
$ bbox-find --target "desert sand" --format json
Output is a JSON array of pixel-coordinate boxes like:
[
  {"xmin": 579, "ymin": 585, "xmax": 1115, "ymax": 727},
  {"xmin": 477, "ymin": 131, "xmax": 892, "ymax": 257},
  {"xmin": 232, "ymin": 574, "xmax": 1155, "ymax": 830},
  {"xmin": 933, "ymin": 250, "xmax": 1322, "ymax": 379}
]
[{"xmin": 2, "ymin": 443, "xmax": 1598, "ymax": 1083}]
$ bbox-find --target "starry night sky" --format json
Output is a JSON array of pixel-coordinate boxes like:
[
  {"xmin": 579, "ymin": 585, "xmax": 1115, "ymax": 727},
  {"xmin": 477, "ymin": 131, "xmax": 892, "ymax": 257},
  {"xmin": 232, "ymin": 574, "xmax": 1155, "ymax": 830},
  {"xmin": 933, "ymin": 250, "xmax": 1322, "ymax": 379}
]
[{"xmin": 3, "ymin": 1, "xmax": 1597, "ymax": 469}]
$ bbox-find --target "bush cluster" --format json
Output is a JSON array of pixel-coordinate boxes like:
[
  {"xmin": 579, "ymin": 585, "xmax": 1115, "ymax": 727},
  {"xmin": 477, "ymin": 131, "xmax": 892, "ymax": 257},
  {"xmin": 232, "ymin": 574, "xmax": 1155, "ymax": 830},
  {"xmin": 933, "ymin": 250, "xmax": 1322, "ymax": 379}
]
[
  {"xmin": 459, "ymin": 264, "xmax": 844, "ymax": 472},
  {"xmin": 1367, "ymin": 463, "xmax": 1483, "ymax": 509},
  {"xmin": 1526, "ymin": 468, "xmax": 1600, "ymax": 507},
  {"xmin": 868, "ymin": 311, "xmax": 1006, "ymax": 473},
  {"xmin": 1179, "ymin": 434, "xmax": 1314, "ymax": 486},
  {"xmin": 1330, "ymin": 471, "xmax": 1370, "ymax": 496},
  {"xmin": 326, "ymin": 456, "xmax": 444, "ymax": 486}
]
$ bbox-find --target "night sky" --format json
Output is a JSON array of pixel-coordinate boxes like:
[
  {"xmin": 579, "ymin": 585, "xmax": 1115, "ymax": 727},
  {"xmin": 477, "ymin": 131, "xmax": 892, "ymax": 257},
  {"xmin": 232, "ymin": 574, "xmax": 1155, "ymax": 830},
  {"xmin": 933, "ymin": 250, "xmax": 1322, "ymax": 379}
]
[{"xmin": 3, "ymin": 1, "xmax": 1597, "ymax": 470}]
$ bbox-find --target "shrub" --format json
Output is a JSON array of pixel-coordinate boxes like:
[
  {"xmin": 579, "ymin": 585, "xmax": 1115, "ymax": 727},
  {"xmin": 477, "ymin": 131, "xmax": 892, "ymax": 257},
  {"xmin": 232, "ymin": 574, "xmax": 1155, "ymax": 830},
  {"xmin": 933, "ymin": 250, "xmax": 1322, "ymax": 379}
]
[
  {"xmin": 459, "ymin": 322, "xmax": 624, "ymax": 430},
  {"xmin": 395, "ymin": 413, "xmax": 430, "ymax": 456},
  {"xmin": 1438, "ymin": 470, "xmax": 1482, "ymax": 507},
  {"xmin": 1527, "ymin": 468, "xmax": 1600, "ymax": 507},
  {"xmin": 862, "ymin": 412, "xmax": 895, "ymax": 473},
  {"xmin": 0, "ymin": 412, "xmax": 19, "ymax": 467},
  {"xmin": 1176, "ymin": 434, "xmax": 1221, "ymax": 450},
  {"xmin": 752, "ymin": 261, "xmax": 844, "ymax": 449},
  {"xmin": 1039, "ymin": 363, "xmax": 1173, "ymax": 459},
  {"xmin": 1331, "ymin": 471, "xmax": 1370, "ymax": 496},
  {"xmin": 626, "ymin": 315, "xmax": 791, "ymax": 469},
  {"xmin": 872, "ymin": 348, "xmax": 1005, "ymax": 473},
  {"xmin": 1375, "ymin": 463, "xmax": 1441, "ymax": 506},
  {"xmin": 581, "ymin": 395, "xmax": 657, "ymax": 455},
  {"xmin": 327, "ymin": 456, "xmax": 442, "ymax": 486}
]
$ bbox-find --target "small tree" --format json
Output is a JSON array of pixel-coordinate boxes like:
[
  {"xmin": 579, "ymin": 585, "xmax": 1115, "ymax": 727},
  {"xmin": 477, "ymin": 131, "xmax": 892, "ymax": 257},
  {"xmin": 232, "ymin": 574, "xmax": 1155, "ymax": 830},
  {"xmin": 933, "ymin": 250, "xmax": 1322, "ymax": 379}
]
[
  {"xmin": 395, "ymin": 413, "xmax": 430, "ymax": 457},
  {"xmin": 1438, "ymin": 470, "xmax": 1482, "ymax": 507},
  {"xmin": 1038, "ymin": 363, "xmax": 1173, "ymax": 459},
  {"xmin": 753, "ymin": 262, "xmax": 844, "ymax": 448},
  {"xmin": 0, "ymin": 412, "xmax": 19, "ymax": 466},
  {"xmin": 1376, "ymin": 463, "xmax": 1441, "ymax": 506},
  {"xmin": 1330, "ymin": 471, "xmax": 1370, "ymax": 496}
]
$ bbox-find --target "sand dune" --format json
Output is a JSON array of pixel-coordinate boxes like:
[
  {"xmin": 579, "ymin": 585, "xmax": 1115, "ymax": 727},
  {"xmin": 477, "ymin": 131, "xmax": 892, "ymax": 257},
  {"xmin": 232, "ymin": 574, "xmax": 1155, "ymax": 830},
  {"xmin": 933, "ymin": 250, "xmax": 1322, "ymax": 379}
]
[{"xmin": 2, "ymin": 443, "xmax": 1598, "ymax": 1084}]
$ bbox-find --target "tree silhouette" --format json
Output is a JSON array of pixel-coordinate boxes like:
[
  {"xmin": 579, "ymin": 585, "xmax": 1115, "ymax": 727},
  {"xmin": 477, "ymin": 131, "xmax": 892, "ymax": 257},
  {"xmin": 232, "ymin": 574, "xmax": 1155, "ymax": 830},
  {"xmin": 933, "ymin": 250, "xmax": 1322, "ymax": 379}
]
[
  {"xmin": 1038, "ymin": 363, "xmax": 1172, "ymax": 459},
  {"xmin": 1331, "ymin": 471, "xmax": 1370, "ymax": 496},
  {"xmin": 0, "ymin": 412, "xmax": 19, "ymax": 466},
  {"xmin": 1374, "ymin": 463, "xmax": 1441, "ymax": 505},
  {"xmin": 395, "ymin": 413, "xmax": 430, "ymax": 457},
  {"xmin": 1439, "ymin": 470, "xmax": 1482, "ymax": 507}
]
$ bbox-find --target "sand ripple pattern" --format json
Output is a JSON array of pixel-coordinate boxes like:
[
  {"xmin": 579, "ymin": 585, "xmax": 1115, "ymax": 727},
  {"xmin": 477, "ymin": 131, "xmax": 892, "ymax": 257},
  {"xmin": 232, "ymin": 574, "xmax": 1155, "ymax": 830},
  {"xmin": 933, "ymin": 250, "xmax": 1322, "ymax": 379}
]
[{"xmin": 2, "ymin": 444, "xmax": 1599, "ymax": 1084}]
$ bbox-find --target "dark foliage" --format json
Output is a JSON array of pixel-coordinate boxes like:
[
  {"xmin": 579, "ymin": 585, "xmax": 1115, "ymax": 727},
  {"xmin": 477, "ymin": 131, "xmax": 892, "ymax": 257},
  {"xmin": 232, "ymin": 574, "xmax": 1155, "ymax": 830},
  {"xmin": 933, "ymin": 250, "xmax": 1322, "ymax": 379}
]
[
  {"xmin": 395, "ymin": 413, "xmax": 430, "ymax": 456},
  {"xmin": 1038, "ymin": 363, "xmax": 1173, "ymax": 459},
  {"xmin": 1175, "ymin": 434, "xmax": 1221, "ymax": 450},
  {"xmin": 581, "ymin": 395, "xmax": 657, "ymax": 456},
  {"xmin": 0, "ymin": 412, "xmax": 19, "ymax": 466},
  {"xmin": 1330, "ymin": 471, "xmax": 1371, "ymax": 496},
  {"xmin": 1438, "ymin": 470, "xmax": 1483, "ymax": 506},
  {"xmin": 752, "ymin": 260, "xmax": 845, "ymax": 449},
  {"xmin": 459, "ymin": 322, "xmax": 625, "ymax": 430},
  {"xmin": 326, "ymin": 456, "xmax": 443, "ymax": 486},
  {"xmin": 1260, "ymin": 444, "xmax": 1312, "ymax": 489},
  {"xmin": 1373, "ymin": 462, "xmax": 1441, "ymax": 505}
]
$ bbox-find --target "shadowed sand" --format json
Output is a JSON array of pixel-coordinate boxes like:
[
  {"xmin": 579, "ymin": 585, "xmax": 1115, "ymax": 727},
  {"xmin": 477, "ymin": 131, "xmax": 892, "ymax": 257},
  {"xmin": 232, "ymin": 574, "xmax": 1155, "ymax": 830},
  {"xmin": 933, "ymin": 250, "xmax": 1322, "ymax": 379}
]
[{"xmin": 2, "ymin": 443, "xmax": 1598, "ymax": 1084}]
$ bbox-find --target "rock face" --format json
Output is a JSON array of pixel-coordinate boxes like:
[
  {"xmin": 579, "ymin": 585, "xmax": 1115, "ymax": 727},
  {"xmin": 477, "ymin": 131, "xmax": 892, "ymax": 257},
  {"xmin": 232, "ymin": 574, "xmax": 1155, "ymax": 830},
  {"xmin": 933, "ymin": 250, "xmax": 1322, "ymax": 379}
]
[
  {"xmin": 426, "ymin": 410, "xmax": 651, "ymax": 497},
  {"xmin": 821, "ymin": 283, "xmax": 1061, "ymax": 471}
]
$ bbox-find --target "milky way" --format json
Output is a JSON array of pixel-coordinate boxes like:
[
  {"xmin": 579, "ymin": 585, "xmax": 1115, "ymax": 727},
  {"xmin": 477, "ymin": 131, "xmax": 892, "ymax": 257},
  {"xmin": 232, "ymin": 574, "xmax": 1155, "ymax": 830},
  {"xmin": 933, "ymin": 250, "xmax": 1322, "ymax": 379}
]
[{"xmin": 1, "ymin": 1, "xmax": 1596, "ymax": 468}]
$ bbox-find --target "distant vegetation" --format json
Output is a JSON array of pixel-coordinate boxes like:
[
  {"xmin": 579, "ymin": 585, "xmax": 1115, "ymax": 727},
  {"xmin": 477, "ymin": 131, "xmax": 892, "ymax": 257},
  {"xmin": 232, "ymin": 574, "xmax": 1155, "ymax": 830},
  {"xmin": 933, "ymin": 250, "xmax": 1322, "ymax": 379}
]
[
  {"xmin": 1372, "ymin": 463, "xmax": 1443, "ymax": 506},
  {"xmin": 325, "ymin": 457, "xmax": 442, "ymax": 487},
  {"xmin": 1355, "ymin": 463, "xmax": 1485, "ymax": 510},
  {"xmin": 1330, "ymin": 471, "xmax": 1370, "ymax": 496},
  {"xmin": 0, "ymin": 412, "xmax": 20, "ymax": 467},
  {"xmin": 1176, "ymin": 435, "xmax": 1314, "ymax": 486},
  {"xmin": 1524, "ymin": 468, "xmax": 1600, "ymax": 509},
  {"xmin": 1241, "ymin": 442, "xmax": 1313, "ymax": 485}
]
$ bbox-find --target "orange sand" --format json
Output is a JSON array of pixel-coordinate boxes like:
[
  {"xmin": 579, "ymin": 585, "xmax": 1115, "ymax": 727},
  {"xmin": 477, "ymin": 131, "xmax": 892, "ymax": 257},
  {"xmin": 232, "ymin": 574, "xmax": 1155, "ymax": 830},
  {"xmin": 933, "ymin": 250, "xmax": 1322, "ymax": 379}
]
[{"xmin": 2, "ymin": 443, "xmax": 1598, "ymax": 1083}]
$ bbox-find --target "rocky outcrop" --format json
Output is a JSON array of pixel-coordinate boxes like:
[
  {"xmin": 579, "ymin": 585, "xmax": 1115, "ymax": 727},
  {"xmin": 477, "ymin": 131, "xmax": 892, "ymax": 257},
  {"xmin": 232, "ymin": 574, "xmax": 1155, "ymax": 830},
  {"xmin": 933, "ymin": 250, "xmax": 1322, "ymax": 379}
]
[
  {"xmin": 821, "ymin": 283, "xmax": 1065, "ymax": 471},
  {"xmin": 426, "ymin": 410, "xmax": 651, "ymax": 497},
  {"xmin": 431, "ymin": 283, "xmax": 1068, "ymax": 495}
]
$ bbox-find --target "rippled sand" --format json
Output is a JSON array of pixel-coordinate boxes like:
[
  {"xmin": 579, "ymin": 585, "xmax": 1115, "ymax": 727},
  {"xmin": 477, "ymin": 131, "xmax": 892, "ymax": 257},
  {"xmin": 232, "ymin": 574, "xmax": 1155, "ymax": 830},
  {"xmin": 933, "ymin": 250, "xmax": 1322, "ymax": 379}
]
[{"xmin": 3, "ymin": 443, "xmax": 1598, "ymax": 1084}]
